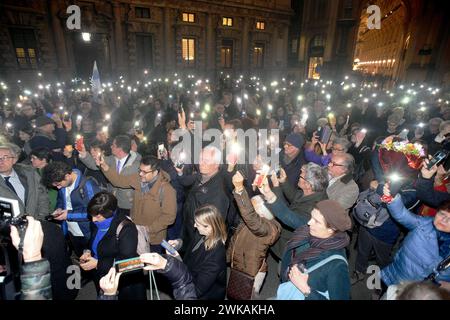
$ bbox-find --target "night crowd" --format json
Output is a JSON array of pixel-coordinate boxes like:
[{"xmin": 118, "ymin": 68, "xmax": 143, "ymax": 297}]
[{"xmin": 1, "ymin": 72, "xmax": 450, "ymax": 300}]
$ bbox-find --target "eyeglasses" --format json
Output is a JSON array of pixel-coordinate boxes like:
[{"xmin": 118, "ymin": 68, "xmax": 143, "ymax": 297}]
[
  {"xmin": 299, "ymin": 175, "xmax": 311, "ymax": 185},
  {"xmin": 437, "ymin": 211, "xmax": 450, "ymax": 223},
  {"xmin": 0, "ymin": 156, "xmax": 15, "ymax": 162},
  {"xmin": 329, "ymin": 161, "xmax": 345, "ymax": 167},
  {"xmin": 139, "ymin": 169, "xmax": 156, "ymax": 175},
  {"xmin": 332, "ymin": 147, "xmax": 345, "ymax": 152}
]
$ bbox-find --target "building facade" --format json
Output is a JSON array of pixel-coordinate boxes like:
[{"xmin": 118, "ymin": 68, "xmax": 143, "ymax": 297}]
[
  {"xmin": 353, "ymin": 0, "xmax": 450, "ymax": 85},
  {"xmin": 0, "ymin": 0, "xmax": 293, "ymax": 83},
  {"xmin": 292, "ymin": 0, "xmax": 361, "ymax": 80}
]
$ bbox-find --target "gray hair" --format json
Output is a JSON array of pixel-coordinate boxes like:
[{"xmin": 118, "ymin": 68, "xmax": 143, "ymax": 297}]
[
  {"xmin": 303, "ymin": 162, "xmax": 329, "ymax": 192},
  {"xmin": 439, "ymin": 120, "xmax": 450, "ymax": 133},
  {"xmin": 202, "ymin": 145, "xmax": 222, "ymax": 165},
  {"xmin": 429, "ymin": 117, "xmax": 443, "ymax": 126},
  {"xmin": 332, "ymin": 137, "xmax": 351, "ymax": 152},
  {"xmin": 0, "ymin": 143, "xmax": 21, "ymax": 157},
  {"xmin": 340, "ymin": 153, "xmax": 355, "ymax": 175}
]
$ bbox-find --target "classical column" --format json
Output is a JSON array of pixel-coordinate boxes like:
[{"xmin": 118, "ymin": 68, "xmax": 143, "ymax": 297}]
[
  {"xmin": 49, "ymin": 0, "xmax": 70, "ymax": 77},
  {"xmin": 163, "ymin": 7, "xmax": 174, "ymax": 72},
  {"xmin": 206, "ymin": 13, "xmax": 215, "ymax": 76},
  {"xmin": 241, "ymin": 17, "xmax": 249, "ymax": 71},
  {"xmin": 113, "ymin": 2, "xmax": 125, "ymax": 74}
]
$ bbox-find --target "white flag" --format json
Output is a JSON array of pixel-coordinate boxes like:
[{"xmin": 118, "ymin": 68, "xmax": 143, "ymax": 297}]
[{"xmin": 90, "ymin": 60, "xmax": 102, "ymax": 97}]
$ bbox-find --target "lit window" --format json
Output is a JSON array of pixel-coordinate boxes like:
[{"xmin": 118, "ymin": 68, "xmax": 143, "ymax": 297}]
[
  {"xmin": 182, "ymin": 13, "xmax": 195, "ymax": 23},
  {"xmin": 253, "ymin": 44, "xmax": 264, "ymax": 68},
  {"xmin": 182, "ymin": 38, "xmax": 195, "ymax": 66},
  {"xmin": 256, "ymin": 21, "xmax": 265, "ymax": 30},
  {"xmin": 222, "ymin": 17, "xmax": 233, "ymax": 27},
  {"xmin": 10, "ymin": 28, "xmax": 39, "ymax": 69}
]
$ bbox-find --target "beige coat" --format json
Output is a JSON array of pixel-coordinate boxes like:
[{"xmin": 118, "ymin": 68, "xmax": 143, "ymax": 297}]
[{"xmin": 102, "ymin": 167, "xmax": 177, "ymax": 244}]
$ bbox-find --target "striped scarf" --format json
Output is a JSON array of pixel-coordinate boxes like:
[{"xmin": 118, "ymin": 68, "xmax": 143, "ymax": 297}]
[{"xmin": 285, "ymin": 225, "xmax": 350, "ymax": 269}]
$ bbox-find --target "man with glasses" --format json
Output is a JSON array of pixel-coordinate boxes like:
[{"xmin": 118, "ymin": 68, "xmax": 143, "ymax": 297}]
[
  {"xmin": 97, "ymin": 155, "xmax": 176, "ymax": 253},
  {"xmin": 41, "ymin": 161, "xmax": 101, "ymax": 256},
  {"xmin": 79, "ymin": 134, "xmax": 141, "ymax": 216},
  {"xmin": 0, "ymin": 143, "xmax": 49, "ymax": 220},
  {"xmin": 326, "ymin": 153, "xmax": 359, "ymax": 211}
]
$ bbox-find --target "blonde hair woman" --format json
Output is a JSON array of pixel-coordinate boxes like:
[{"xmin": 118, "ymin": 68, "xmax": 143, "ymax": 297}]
[{"xmin": 166, "ymin": 205, "xmax": 228, "ymax": 300}]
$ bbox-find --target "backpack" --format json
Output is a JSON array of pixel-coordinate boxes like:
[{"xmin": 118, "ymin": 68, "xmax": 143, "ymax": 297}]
[
  {"xmin": 77, "ymin": 176, "xmax": 98, "ymax": 200},
  {"xmin": 114, "ymin": 184, "xmax": 166, "ymax": 255},
  {"xmin": 116, "ymin": 217, "xmax": 151, "ymax": 255},
  {"xmin": 352, "ymin": 188, "xmax": 390, "ymax": 228}
]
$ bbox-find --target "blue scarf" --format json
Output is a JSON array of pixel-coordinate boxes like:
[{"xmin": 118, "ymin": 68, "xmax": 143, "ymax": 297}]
[{"xmin": 92, "ymin": 214, "xmax": 115, "ymax": 259}]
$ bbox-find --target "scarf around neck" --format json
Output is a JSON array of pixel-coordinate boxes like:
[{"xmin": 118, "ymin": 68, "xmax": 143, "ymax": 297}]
[{"xmin": 284, "ymin": 225, "xmax": 350, "ymax": 275}]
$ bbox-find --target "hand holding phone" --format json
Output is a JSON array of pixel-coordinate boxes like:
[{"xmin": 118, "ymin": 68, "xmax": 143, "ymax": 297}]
[
  {"xmin": 114, "ymin": 257, "xmax": 144, "ymax": 274},
  {"xmin": 75, "ymin": 135, "xmax": 84, "ymax": 152},
  {"xmin": 161, "ymin": 239, "xmax": 178, "ymax": 256}
]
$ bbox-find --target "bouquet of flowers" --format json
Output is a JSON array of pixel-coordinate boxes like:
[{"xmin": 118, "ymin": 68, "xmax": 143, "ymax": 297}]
[{"xmin": 378, "ymin": 136, "xmax": 426, "ymax": 172}]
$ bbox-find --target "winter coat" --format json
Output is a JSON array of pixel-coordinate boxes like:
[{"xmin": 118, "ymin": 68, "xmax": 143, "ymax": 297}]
[
  {"xmin": 268, "ymin": 198, "xmax": 351, "ymax": 300},
  {"xmin": 381, "ymin": 195, "xmax": 450, "ymax": 286},
  {"xmin": 0, "ymin": 163, "xmax": 49, "ymax": 220},
  {"xmin": 326, "ymin": 173, "xmax": 359, "ymax": 211},
  {"xmin": 98, "ymin": 254, "xmax": 198, "ymax": 300},
  {"xmin": 271, "ymin": 183, "xmax": 327, "ymax": 258},
  {"xmin": 183, "ymin": 237, "xmax": 227, "ymax": 300},
  {"xmin": 181, "ymin": 171, "xmax": 238, "ymax": 250},
  {"xmin": 101, "ymin": 167, "xmax": 177, "ymax": 244},
  {"xmin": 280, "ymin": 150, "xmax": 306, "ymax": 189},
  {"xmin": 55, "ymin": 169, "xmax": 101, "ymax": 239},
  {"xmin": 29, "ymin": 128, "xmax": 67, "ymax": 161},
  {"xmin": 80, "ymin": 151, "xmax": 141, "ymax": 210},
  {"xmin": 20, "ymin": 259, "xmax": 52, "ymax": 300},
  {"xmin": 227, "ymin": 189, "xmax": 281, "ymax": 276},
  {"xmin": 415, "ymin": 175, "xmax": 450, "ymax": 208},
  {"xmin": 157, "ymin": 255, "xmax": 197, "ymax": 299},
  {"xmin": 89, "ymin": 212, "xmax": 146, "ymax": 300},
  {"xmin": 160, "ymin": 159, "xmax": 186, "ymax": 240}
]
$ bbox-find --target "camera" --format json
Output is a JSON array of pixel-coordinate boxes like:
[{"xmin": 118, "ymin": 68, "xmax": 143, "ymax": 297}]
[{"xmin": 0, "ymin": 197, "xmax": 27, "ymax": 233}]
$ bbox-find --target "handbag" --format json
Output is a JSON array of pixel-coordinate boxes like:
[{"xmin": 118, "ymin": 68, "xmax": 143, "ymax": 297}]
[
  {"xmin": 226, "ymin": 231, "xmax": 259, "ymax": 300},
  {"xmin": 227, "ymin": 268, "xmax": 255, "ymax": 300},
  {"xmin": 276, "ymin": 254, "xmax": 348, "ymax": 300}
]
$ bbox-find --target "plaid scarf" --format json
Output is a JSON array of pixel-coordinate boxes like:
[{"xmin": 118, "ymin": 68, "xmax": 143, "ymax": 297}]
[{"xmin": 285, "ymin": 225, "xmax": 350, "ymax": 271}]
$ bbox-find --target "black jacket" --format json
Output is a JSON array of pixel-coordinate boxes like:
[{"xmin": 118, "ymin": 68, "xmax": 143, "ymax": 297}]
[
  {"xmin": 181, "ymin": 171, "xmax": 238, "ymax": 249},
  {"xmin": 88, "ymin": 213, "xmax": 146, "ymax": 300},
  {"xmin": 183, "ymin": 238, "xmax": 227, "ymax": 300},
  {"xmin": 157, "ymin": 255, "xmax": 197, "ymax": 300},
  {"xmin": 280, "ymin": 150, "xmax": 306, "ymax": 188}
]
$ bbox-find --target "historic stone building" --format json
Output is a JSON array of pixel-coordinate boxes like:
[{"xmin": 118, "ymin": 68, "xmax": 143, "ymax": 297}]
[
  {"xmin": 1, "ymin": 0, "xmax": 449, "ymax": 84},
  {"xmin": 291, "ymin": 0, "xmax": 361, "ymax": 80},
  {"xmin": 353, "ymin": 0, "xmax": 450, "ymax": 84},
  {"xmin": 0, "ymin": 0, "xmax": 293, "ymax": 83}
]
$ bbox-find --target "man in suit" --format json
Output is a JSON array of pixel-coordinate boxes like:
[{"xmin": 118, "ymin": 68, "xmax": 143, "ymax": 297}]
[
  {"xmin": 326, "ymin": 153, "xmax": 359, "ymax": 211},
  {"xmin": 0, "ymin": 143, "xmax": 49, "ymax": 219},
  {"xmin": 79, "ymin": 134, "xmax": 141, "ymax": 216},
  {"xmin": 0, "ymin": 143, "xmax": 77, "ymax": 300}
]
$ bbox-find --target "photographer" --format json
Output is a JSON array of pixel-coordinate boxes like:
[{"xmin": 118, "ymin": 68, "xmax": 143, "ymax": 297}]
[{"xmin": 9, "ymin": 216, "xmax": 51, "ymax": 300}]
